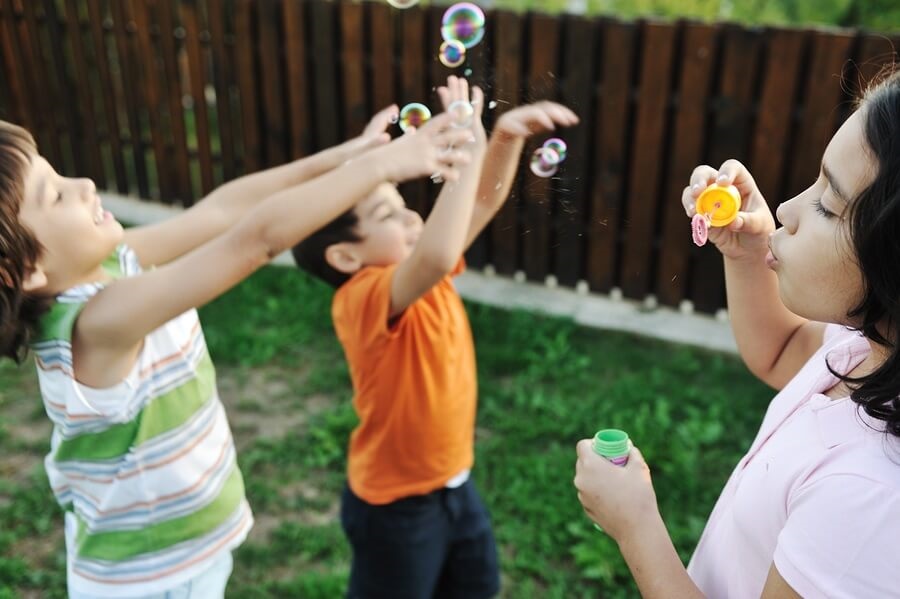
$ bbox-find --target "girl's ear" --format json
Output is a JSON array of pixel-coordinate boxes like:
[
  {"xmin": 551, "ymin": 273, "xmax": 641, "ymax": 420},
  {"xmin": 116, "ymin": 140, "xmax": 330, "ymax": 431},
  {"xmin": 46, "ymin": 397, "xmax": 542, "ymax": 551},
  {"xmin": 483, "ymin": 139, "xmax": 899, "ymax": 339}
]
[
  {"xmin": 22, "ymin": 267, "xmax": 48, "ymax": 292},
  {"xmin": 325, "ymin": 243, "xmax": 363, "ymax": 275}
]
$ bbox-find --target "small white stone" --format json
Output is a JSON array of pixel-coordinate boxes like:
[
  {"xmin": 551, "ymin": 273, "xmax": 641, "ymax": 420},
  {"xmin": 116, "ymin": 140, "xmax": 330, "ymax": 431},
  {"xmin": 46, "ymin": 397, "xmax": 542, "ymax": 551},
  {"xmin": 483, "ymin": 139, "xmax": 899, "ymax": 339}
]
[
  {"xmin": 513, "ymin": 270, "xmax": 526, "ymax": 283},
  {"xmin": 643, "ymin": 295, "xmax": 658, "ymax": 311},
  {"xmin": 679, "ymin": 300, "xmax": 694, "ymax": 315},
  {"xmin": 483, "ymin": 264, "xmax": 496, "ymax": 277},
  {"xmin": 609, "ymin": 287, "xmax": 623, "ymax": 302},
  {"xmin": 545, "ymin": 275, "xmax": 558, "ymax": 289},
  {"xmin": 715, "ymin": 308, "xmax": 729, "ymax": 322},
  {"xmin": 575, "ymin": 280, "xmax": 589, "ymax": 295}
]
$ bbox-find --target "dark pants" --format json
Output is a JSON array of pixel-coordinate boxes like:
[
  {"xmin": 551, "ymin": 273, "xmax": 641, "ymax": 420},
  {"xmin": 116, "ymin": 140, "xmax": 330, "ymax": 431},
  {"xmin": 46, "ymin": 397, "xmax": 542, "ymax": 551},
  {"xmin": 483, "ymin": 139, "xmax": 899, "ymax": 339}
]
[{"xmin": 340, "ymin": 479, "xmax": 500, "ymax": 599}]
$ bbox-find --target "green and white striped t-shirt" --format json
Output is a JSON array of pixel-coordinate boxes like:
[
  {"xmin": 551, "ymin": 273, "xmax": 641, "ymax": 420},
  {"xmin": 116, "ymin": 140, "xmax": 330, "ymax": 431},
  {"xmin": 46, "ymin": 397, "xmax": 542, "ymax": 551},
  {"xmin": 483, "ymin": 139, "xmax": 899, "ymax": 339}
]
[{"xmin": 31, "ymin": 245, "xmax": 253, "ymax": 596}]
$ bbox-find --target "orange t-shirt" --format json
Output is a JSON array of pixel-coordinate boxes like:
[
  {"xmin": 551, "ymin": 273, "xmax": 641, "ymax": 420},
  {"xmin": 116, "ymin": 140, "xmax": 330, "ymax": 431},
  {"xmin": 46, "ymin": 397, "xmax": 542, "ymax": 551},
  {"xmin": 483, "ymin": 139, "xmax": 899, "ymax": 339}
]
[{"xmin": 332, "ymin": 260, "xmax": 477, "ymax": 505}]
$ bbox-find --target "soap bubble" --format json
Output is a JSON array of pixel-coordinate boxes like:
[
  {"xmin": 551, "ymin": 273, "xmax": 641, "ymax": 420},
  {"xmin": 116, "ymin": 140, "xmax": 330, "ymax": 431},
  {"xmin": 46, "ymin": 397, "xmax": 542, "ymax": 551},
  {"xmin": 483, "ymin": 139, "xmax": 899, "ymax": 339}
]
[
  {"xmin": 529, "ymin": 147, "xmax": 560, "ymax": 178},
  {"xmin": 542, "ymin": 138, "xmax": 567, "ymax": 162},
  {"xmin": 439, "ymin": 39, "xmax": 466, "ymax": 68},
  {"xmin": 398, "ymin": 102, "xmax": 431, "ymax": 133},
  {"xmin": 447, "ymin": 100, "xmax": 474, "ymax": 128},
  {"xmin": 441, "ymin": 2, "xmax": 485, "ymax": 49},
  {"xmin": 386, "ymin": 0, "xmax": 420, "ymax": 8}
]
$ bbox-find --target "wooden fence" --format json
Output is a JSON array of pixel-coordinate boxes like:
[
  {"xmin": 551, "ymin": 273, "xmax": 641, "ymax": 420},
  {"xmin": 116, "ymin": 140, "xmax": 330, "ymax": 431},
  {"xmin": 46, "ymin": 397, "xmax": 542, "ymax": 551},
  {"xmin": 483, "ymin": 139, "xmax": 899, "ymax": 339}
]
[{"xmin": 0, "ymin": 0, "xmax": 898, "ymax": 312}]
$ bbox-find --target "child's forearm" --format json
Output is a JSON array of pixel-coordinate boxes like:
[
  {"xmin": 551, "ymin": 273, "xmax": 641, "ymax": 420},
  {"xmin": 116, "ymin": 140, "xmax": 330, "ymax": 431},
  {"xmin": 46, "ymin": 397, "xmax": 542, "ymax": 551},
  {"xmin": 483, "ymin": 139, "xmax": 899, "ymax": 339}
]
[
  {"xmin": 475, "ymin": 132, "xmax": 527, "ymax": 213},
  {"xmin": 202, "ymin": 136, "xmax": 372, "ymax": 225},
  {"xmin": 232, "ymin": 151, "xmax": 388, "ymax": 266},
  {"xmin": 617, "ymin": 513, "xmax": 705, "ymax": 599},
  {"xmin": 724, "ymin": 254, "xmax": 809, "ymax": 384},
  {"xmin": 412, "ymin": 148, "xmax": 487, "ymax": 270}
]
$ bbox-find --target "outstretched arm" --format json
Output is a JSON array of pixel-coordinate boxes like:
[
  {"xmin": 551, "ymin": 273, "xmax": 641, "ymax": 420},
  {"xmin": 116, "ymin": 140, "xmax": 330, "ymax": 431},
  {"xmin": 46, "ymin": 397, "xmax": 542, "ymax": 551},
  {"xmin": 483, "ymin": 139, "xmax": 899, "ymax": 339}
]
[
  {"xmin": 389, "ymin": 77, "xmax": 487, "ymax": 316},
  {"xmin": 459, "ymin": 101, "xmax": 578, "ymax": 249},
  {"xmin": 124, "ymin": 106, "xmax": 398, "ymax": 268}
]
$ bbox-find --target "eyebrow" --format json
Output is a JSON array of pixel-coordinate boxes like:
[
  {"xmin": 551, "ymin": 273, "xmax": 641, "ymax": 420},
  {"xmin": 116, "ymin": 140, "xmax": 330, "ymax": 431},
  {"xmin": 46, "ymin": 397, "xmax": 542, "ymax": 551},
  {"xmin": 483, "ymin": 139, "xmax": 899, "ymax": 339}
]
[{"xmin": 822, "ymin": 164, "xmax": 849, "ymax": 204}]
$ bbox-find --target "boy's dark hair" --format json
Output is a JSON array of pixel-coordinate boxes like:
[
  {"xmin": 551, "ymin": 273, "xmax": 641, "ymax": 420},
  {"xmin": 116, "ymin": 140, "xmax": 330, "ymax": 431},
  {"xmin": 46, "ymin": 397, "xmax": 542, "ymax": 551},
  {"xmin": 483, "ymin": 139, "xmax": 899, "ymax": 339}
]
[
  {"xmin": 0, "ymin": 121, "xmax": 52, "ymax": 363},
  {"xmin": 292, "ymin": 207, "xmax": 363, "ymax": 288},
  {"xmin": 837, "ymin": 68, "xmax": 900, "ymax": 439}
]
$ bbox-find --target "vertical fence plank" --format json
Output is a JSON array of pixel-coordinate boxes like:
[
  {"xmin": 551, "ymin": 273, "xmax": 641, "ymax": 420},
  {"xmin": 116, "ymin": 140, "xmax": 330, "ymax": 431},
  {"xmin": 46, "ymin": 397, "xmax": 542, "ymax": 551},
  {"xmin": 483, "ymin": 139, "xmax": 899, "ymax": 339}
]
[
  {"xmin": 207, "ymin": 0, "xmax": 236, "ymax": 181},
  {"xmin": 521, "ymin": 12, "xmax": 560, "ymax": 282},
  {"xmin": 748, "ymin": 29, "xmax": 807, "ymax": 210},
  {"xmin": 284, "ymin": 0, "xmax": 313, "ymax": 160},
  {"xmin": 620, "ymin": 21, "xmax": 677, "ymax": 300},
  {"xmin": 180, "ymin": 0, "xmax": 215, "ymax": 194},
  {"xmin": 655, "ymin": 23, "xmax": 718, "ymax": 307},
  {"xmin": 111, "ymin": 0, "xmax": 150, "ymax": 196},
  {"xmin": 234, "ymin": 0, "xmax": 260, "ymax": 174},
  {"xmin": 340, "ymin": 1, "xmax": 368, "ymax": 140},
  {"xmin": 586, "ymin": 20, "xmax": 636, "ymax": 293},
  {"xmin": 86, "ymin": 0, "xmax": 128, "ymax": 193},
  {"xmin": 0, "ymin": 0, "xmax": 29, "ymax": 129},
  {"xmin": 369, "ymin": 2, "xmax": 395, "ymax": 112},
  {"xmin": 20, "ymin": 1, "xmax": 64, "ymax": 167},
  {"xmin": 257, "ymin": 0, "xmax": 286, "ymax": 167},
  {"xmin": 132, "ymin": 0, "xmax": 171, "ymax": 200},
  {"xmin": 555, "ymin": 15, "xmax": 596, "ymax": 286},
  {"xmin": 62, "ymin": 0, "xmax": 105, "ymax": 187},
  {"xmin": 42, "ymin": 0, "xmax": 85, "ymax": 176},
  {"xmin": 399, "ymin": 7, "xmax": 428, "ymax": 215},
  {"xmin": 785, "ymin": 31, "xmax": 855, "ymax": 199},
  {"xmin": 310, "ymin": 0, "xmax": 341, "ymax": 150},
  {"xmin": 489, "ymin": 10, "xmax": 524, "ymax": 276},
  {"xmin": 156, "ymin": 0, "xmax": 192, "ymax": 201},
  {"xmin": 690, "ymin": 26, "xmax": 762, "ymax": 313}
]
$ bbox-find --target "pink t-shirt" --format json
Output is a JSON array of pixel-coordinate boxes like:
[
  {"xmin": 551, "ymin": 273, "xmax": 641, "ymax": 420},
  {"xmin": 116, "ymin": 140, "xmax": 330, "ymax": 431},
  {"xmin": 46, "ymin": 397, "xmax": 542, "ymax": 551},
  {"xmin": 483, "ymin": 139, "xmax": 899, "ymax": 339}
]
[{"xmin": 687, "ymin": 324, "xmax": 900, "ymax": 598}]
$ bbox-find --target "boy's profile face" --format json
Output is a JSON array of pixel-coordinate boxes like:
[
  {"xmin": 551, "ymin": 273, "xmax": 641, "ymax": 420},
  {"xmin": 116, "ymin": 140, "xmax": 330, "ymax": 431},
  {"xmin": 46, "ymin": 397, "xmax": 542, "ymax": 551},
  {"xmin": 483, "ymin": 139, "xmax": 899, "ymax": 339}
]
[
  {"xmin": 18, "ymin": 155, "xmax": 123, "ymax": 293},
  {"xmin": 328, "ymin": 183, "xmax": 423, "ymax": 275}
]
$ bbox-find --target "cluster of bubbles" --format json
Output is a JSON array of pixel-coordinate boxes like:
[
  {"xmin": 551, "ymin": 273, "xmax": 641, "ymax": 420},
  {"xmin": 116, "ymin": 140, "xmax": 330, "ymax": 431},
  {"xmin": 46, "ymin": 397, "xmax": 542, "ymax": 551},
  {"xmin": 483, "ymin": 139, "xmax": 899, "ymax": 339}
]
[
  {"xmin": 530, "ymin": 138, "xmax": 568, "ymax": 178},
  {"xmin": 397, "ymin": 102, "xmax": 432, "ymax": 133},
  {"xmin": 438, "ymin": 3, "xmax": 485, "ymax": 67}
]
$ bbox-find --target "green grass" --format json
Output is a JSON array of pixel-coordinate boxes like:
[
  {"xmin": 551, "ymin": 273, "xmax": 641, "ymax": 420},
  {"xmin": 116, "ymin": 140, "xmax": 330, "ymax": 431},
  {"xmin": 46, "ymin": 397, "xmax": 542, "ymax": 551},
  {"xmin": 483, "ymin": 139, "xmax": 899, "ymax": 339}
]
[{"xmin": 0, "ymin": 266, "xmax": 771, "ymax": 597}]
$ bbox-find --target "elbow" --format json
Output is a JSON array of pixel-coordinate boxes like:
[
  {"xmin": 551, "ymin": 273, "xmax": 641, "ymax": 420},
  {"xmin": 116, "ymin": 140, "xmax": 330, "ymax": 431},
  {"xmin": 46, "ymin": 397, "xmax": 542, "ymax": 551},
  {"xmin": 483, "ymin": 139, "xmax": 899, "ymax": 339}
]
[{"xmin": 417, "ymin": 247, "xmax": 458, "ymax": 277}]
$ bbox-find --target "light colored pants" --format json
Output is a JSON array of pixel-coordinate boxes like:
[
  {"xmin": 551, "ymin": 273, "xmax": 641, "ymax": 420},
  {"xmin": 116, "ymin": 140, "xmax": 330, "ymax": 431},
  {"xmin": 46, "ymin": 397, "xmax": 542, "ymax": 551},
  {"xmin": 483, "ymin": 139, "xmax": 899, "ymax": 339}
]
[{"xmin": 68, "ymin": 552, "xmax": 233, "ymax": 599}]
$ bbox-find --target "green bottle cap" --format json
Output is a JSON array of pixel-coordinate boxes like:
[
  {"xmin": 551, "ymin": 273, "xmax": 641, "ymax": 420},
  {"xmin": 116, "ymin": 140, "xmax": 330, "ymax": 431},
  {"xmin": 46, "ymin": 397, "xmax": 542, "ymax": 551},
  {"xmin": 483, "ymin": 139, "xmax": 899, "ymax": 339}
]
[{"xmin": 592, "ymin": 429, "xmax": 630, "ymax": 458}]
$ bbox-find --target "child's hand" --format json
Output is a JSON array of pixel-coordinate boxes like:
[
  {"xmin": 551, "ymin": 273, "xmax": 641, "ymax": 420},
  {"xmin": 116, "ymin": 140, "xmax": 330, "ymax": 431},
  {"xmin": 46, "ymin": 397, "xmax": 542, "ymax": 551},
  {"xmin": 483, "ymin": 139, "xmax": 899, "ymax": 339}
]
[
  {"xmin": 574, "ymin": 441, "xmax": 659, "ymax": 543},
  {"xmin": 493, "ymin": 101, "xmax": 579, "ymax": 141},
  {"xmin": 374, "ymin": 112, "xmax": 475, "ymax": 183},
  {"xmin": 683, "ymin": 160, "xmax": 776, "ymax": 261},
  {"xmin": 361, "ymin": 104, "xmax": 399, "ymax": 145},
  {"xmin": 437, "ymin": 75, "xmax": 487, "ymax": 150}
]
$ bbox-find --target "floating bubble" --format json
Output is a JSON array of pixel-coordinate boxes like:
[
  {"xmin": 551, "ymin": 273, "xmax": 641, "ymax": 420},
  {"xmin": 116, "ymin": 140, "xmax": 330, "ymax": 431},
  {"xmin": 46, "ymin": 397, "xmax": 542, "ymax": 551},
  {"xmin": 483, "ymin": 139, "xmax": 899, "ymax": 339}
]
[
  {"xmin": 441, "ymin": 2, "xmax": 486, "ymax": 49},
  {"xmin": 386, "ymin": 0, "xmax": 420, "ymax": 8},
  {"xmin": 439, "ymin": 39, "xmax": 466, "ymax": 68},
  {"xmin": 488, "ymin": 100, "xmax": 498, "ymax": 109},
  {"xmin": 542, "ymin": 138, "xmax": 567, "ymax": 162},
  {"xmin": 398, "ymin": 102, "xmax": 431, "ymax": 133},
  {"xmin": 530, "ymin": 147, "xmax": 560, "ymax": 178},
  {"xmin": 464, "ymin": 68, "xmax": 473, "ymax": 76},
  {"xmin": 447, "ymin": 100, "xmax": 474, "ymax": 128}
]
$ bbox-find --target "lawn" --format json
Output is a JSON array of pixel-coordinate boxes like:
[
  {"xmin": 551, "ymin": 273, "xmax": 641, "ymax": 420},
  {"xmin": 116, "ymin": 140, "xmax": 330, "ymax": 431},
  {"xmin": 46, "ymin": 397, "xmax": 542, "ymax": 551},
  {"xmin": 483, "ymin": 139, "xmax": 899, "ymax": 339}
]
[{"xmin": 0, "ymin": 266, "xmax": 770, "ymax": 598}]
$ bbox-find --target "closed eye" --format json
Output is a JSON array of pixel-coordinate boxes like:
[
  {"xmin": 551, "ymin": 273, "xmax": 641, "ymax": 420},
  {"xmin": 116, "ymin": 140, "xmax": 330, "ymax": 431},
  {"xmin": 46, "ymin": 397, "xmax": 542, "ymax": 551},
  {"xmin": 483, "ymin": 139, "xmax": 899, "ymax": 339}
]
[{"xmin": 813, "ymin": 198, "xmax": 835, "ymax": 218}]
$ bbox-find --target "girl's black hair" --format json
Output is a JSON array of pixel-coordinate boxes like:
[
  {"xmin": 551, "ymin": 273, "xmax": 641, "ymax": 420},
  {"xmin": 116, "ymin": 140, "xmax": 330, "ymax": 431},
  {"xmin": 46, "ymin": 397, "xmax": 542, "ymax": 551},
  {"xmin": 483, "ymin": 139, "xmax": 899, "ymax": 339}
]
[{"xmin": 838, "ymin": 69, "xmax": 900, "ymax": 438}]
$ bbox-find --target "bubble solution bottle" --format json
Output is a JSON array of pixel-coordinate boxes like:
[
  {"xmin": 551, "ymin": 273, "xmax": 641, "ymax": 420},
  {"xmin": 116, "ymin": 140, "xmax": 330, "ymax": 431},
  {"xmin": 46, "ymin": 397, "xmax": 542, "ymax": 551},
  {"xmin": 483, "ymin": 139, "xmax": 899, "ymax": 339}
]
[{"xmin": 590, "ymin": 428, "xmax": 631, "ymax": 532}]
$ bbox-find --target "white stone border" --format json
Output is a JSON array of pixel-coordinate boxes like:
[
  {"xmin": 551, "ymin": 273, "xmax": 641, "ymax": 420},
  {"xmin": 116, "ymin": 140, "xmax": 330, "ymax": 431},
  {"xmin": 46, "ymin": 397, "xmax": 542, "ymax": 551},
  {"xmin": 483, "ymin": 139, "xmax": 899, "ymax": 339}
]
[{"xmin": 101, "ymin": 192, "xmax": 738, "ymax": 354}]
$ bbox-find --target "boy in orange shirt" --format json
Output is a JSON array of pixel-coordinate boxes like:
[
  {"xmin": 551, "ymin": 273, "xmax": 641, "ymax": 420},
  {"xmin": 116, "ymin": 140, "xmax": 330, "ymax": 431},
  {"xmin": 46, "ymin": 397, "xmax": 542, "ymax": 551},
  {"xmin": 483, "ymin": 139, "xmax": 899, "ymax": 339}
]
[{"xmin": 293, "ymin": 77, "xmax": 578, "ymax": 598}]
